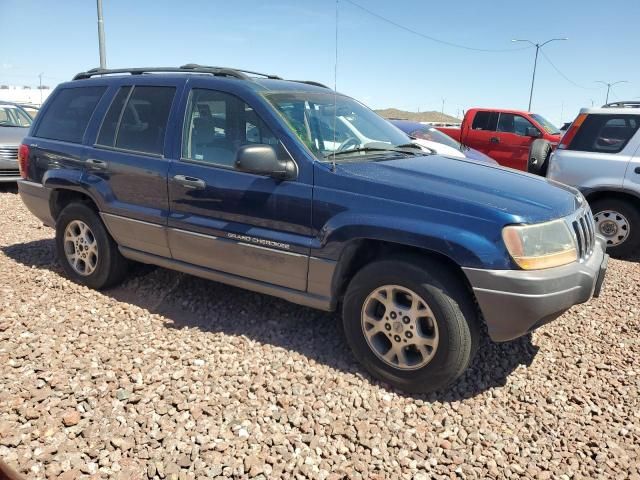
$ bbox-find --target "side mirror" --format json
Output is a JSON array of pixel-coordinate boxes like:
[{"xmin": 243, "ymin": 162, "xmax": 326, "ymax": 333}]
[
  {"xmin": 235, "ymin": 144, "xmax": 296, "ymax": 180},
  {"xmin": 526, "ymin": 127, "xmax": 542, "ymax": 138}
]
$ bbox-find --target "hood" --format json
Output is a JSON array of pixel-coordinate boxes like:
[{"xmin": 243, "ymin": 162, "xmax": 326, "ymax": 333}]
[
  {"xmin": 0, "ymin": 126, "xmax": 28, "ymax": 146},
  {"xmin": 329, "ymin": 154, "xmax": 580, "ymax": 224}
]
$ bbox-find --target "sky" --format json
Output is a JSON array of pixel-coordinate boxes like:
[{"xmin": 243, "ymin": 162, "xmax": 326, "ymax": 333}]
[{"xmin": 1, "ymin": 0, "xmax": 639, "ymax": 125}]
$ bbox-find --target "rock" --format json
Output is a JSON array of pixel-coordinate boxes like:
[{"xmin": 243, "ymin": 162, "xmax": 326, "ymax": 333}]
[{"xmin": 62, "ymin": 410, "xmax": 80, "ymax": 427}]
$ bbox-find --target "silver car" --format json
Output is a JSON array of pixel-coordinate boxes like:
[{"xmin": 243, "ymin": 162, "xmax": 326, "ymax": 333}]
[
  {"xmin": 0, "ymin": 102, "xmax": 32, "ymax": 182},
  {"xmin": 547, "ymin": 102, "xmax": 640, "ymax": 256}
]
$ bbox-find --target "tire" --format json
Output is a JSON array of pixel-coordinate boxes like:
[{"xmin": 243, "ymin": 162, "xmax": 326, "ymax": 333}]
[
  {"xmin": 342, "ymin": 255, "xmax": 479, "ymax": 393},
  {"xmin": 591, "ymin": 198, "xmax": 640, "ymax": 258},
  {"xmin": 527, "ymin": 139, "xmax": 552, "ymax": 176},
  {"xmin": 55, "ymin": 203, "xmax": 129, "ymax": 289}
]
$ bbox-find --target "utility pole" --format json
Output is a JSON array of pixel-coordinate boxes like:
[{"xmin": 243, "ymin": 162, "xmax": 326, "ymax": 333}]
[
  {"xmin": 595, "ymin": 80, "xmax": 628, "ymax": 104},
  {"xmin": 97, "ymin": 0, "xmax": 107, "ymax": 69},
  {"xmin": 512, "ymin": 38, "xmax": 568, "ymax": 111},
  {"xmin": 441, "ymin": 98, "xmax": 445, "ymax": 115},
  {"xmin": 38, "ymin": 72, "xmax": 43, "ymax": 105}
]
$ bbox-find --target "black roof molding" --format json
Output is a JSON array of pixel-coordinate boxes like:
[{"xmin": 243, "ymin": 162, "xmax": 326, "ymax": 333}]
[
  {"xmin": 72, "ymin": 64, "xmax": 331, "ymax": 90},
  {"xmin": 73, "ymin": 64, "xmax": 279, "ymax": 81}
]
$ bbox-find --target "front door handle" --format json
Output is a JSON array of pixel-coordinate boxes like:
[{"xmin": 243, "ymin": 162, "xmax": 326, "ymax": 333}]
[
  {"xmin": 635, "ymin": 167, "xmax": 640, "ymax": 174},
  {"xmin": 490, "ymin": 137, "xmax": 500, "ymax": 144},
  {"xmin": 86, "ymin": 158, "xmax": 107, "ymax": 169},
  {"xmin": 173, "ymin": 174, "xmax": 206, "ymax": 189}
]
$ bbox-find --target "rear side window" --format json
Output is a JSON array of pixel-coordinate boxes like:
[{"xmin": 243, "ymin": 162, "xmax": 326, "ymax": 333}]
[
  {"xmin": 96, "ymin": 86, "xmax": 176, "ymax": 155},
  {"xmin": 35, "ymin": 86, "xmax": 106, "ymax": 143},
  {"xmin": 471, "ymin": 111, "xmax": 498, "ymax": 131},
  {"xmin": 569, "ymin": 114, "xmax": 640, "ymax": 153}
]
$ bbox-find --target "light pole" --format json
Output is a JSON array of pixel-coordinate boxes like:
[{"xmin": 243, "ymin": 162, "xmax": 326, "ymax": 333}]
[
  {"xmin": 512, "ymin": 38, "xmax": 568, "ymax": 111},
  {"xmin": 96, "ymin": 0, "xmax": 107, "ymax": 69},
  {"xmin": 595, "ymin": 80, "xmax": 628, "ymax": 104},
  {"xmin": 38, "ymin": 72, "xmax": 43, "ymax": 105}
]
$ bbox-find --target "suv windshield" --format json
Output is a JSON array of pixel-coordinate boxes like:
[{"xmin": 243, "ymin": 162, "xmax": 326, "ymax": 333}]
[
  {"xmin": 531, "ymin": 114, "xmax": 560, "ymax": 135},
  {"xmin": 0, "ymin": 104, "xmax": 33, "ymax": 128},
  {"xmin": 264, "ymin": 92, "xmax": 412, "ymax": 161}
]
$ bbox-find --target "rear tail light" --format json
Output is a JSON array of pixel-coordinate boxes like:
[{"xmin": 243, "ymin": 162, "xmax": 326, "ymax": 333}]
[
  {"xmin": 558, "ymin": 113, "xmax": 587, "ymax": 150},
  {"xmin": 18, "ymin": 144, "xmax": 30, "ymax": 179}
]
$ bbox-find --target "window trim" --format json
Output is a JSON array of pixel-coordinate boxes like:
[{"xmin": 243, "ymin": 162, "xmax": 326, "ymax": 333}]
[
  {"xmin": 95, "ymin": 85, "xmax": 133, "ymax": 148},
  {"xmin": 179, "ymin": 87, "xmax": 298, "ymax": 176}
]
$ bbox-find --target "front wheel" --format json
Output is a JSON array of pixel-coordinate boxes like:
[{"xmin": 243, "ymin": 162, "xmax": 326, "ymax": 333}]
[
  {"xmin": 342, "ymin": 256, "xmax": 479, "ymax": 393},
  {"xmin": 591, "ymin": 198, "xmax": 640, "ymax": 258},
  {"xmin": 55, "ymin": 203, "xmax": 129, "ymax": 289}
]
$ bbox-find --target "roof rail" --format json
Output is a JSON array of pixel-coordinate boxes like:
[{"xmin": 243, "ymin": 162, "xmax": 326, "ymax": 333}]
[
  {"xmin": 289, "ymin": 80, "xmax": 330, "ymax": 89},
  {"xmin": 180, "ymin": 63, "xmax": 282, "ymax": 80},
  {"xmin": 72, "ymin": 64, "xmax": 282, "ymax": 81},
  {"xmin": 602, "ymin": 100, "xmax": 640, "ymax": 109}
]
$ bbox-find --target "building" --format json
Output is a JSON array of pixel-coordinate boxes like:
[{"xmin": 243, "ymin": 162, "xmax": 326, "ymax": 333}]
[{"xmin": 0, "ymin": 85, "xmax": 53, "ymax": 106}]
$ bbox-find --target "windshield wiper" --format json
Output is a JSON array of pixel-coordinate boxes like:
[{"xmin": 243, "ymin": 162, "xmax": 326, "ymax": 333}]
[{"xmin": 324, "ymin": 147, "xmax": 403, "ymax": 158}]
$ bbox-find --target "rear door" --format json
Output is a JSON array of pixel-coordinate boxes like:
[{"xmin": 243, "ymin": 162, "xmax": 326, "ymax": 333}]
[
  {"xmin": 466, "ymin": 111, "xmax": 499, "ymax": 158},
  {"xmin": 166, "ymin": 80, "xmax": 312, "ymax": 291},
  {"xmin": 492, "ymin": 113, "xmax": 540, "ymax": 170},
  {"xmin": 87, "ymin": 80, "xmax": 182, "ymax": 257}
]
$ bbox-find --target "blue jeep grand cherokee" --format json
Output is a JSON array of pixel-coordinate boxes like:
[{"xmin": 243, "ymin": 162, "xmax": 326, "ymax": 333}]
[{"xmin": 17, "ymin": 65, "xmax": 608, "ymax": 393}]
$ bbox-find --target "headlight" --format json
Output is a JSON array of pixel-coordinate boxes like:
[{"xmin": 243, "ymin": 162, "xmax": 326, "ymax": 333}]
[{"xmin": 502, "ymin": 219, "xmax": 577, "ymax": 270}]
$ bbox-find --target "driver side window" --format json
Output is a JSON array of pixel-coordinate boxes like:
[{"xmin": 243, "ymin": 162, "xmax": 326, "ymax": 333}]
[
  {"xmin": 182, "ymin": 89, "xmax": 282, "ymax": 168},
  {"xmin": 497, "ymin": 113, "xmax": 538, "ymax": 136}
]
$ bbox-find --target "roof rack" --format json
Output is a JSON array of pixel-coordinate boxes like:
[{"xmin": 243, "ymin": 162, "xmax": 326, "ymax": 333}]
[
  {"xmin": 72, "ymin": 64, "xmax": 282, "ymax": 81},
  {"xmin": 602, "ymin": 100, "xmax": 640, "ymax": 109},
  {"xmin": 289, "ymin": 80, "xmax": 330, "ymax": 89}
]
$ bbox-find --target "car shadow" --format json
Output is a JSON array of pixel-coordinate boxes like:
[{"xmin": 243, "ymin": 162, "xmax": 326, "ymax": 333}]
[
  {"xmin": 0, "ymin": 183, "xmax": 18, "ymax": 194},
  {"xmin": 2, "ymin": 237, "xmax": 539, "ymax": 402}
]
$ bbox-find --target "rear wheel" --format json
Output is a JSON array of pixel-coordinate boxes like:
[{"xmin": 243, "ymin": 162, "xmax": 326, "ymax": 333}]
[
  {"xmin": 342, "ymin": 256, "xmax": 479, "ymax": 393},
  {"xmin": 55, "ymin": 203, "xmax": 129, "ymax": 289},
  {"xmin": 591, "ymin": 198, "xmax": 640, "ymax": 257}
]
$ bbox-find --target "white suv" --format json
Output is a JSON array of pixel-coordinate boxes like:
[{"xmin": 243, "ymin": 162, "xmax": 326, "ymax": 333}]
[{"xmin": 547, "ymin": 101, "xmax": 640, "ymax": 256}]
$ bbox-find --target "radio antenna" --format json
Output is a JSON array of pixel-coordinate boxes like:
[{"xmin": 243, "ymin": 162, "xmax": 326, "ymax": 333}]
[{"xmin": 331, "ymin": 0, "xmax": 339, "ymax": 172}]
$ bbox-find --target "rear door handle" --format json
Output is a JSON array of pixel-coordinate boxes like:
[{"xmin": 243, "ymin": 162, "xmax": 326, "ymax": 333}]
[
  {"xmin": 173, "ymin": 174, "xmax": 206, "ymax": 189},
  {"xmin": 490, "ymin": 137, "xmax": 500, "ymax": 144},
  {"xmin": 86, "ymin": 158, "xmax": 107, "ymax": 169}
]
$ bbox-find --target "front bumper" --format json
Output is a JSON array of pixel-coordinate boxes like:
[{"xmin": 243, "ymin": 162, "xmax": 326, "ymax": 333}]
[
  {"xmin": 463, "ymin": 236, "xmax": 608, "ymax": 342},
  {"xmin": 0, "ymin": 158, "xmax": 20, "ymax": 183}
]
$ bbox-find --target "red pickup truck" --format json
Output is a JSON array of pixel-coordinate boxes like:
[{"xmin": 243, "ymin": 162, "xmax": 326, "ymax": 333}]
[{"xmin": 436, "ymin": 108, "xmax": 562, "ymax": 172}]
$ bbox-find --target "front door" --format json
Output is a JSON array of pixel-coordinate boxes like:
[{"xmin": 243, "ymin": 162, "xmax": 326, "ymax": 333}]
[
  {"xmin": 167, "ymin": 85, "xmax": 312, "ymax": 291},
  {"xmin": 492, "ymin": 113, "xmax": 538, "ymax": 170}
]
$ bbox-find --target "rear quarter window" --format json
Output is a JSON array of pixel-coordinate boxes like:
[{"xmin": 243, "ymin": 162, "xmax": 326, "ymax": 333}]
[
  {"xmin": 569, "ymin": 114, "xmax": 640, "ymax": 153},
  {"xmin": 471, "ymin": 111, "xmax": 498, "ymax": 131},
  {"xmin": 34, "ymin": 86, "xmax": 106, "ymax": 143}
]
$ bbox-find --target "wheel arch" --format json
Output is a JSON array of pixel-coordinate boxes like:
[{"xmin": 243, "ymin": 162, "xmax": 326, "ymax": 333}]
[
  {"xmin": 331, "ymin": 238, "xmax": 479, "ymax": 316},
  {"xmin": 584, "ymin": 188, "xmax": 640, "ymax": 211}
]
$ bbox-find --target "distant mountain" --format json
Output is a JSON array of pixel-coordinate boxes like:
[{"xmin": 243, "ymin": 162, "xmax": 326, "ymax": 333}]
[{"xmin": 375, "ymin": 108, "xmax": 461, "ymax": 123}]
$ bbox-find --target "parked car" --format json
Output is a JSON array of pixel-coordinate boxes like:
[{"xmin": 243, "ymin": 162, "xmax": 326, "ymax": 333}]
[
  {"xmin": 0, "ymin": 102, "xmax": 32, "ymax": 182},
  {"xmin": 18, "ymin": 104, "xmax": 40, "ymax": 119},
  {"xmin": 547, "ymin": 102, "xmax": 640, "ymax": 256},
  {"xmin": 389, "ymin": 119, "xmax": 497, "ymax": 164},
  {"xmin": 436, "ymin": 108, "xmax": 562, "ymax": 173},
  {"xmin": 18, "ymin": 65, "xmax": 608, "ymax": 393}
]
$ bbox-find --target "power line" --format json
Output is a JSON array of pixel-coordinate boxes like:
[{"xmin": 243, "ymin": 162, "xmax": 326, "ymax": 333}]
[
  {"xmin": 539, "ymin": 49, "xmax": 598, "ymax": 90},
  {"xmin": 342, "ymin": 0, "xmax": 532, "ymax": 53}
]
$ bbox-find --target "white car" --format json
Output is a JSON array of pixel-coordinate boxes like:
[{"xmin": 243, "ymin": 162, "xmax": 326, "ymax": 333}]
[
  {"xmin": 547, "ymin": 101, "xmax": 640, "ymax": 256},
  {"xmin": 389, "ymin": 120, "xmax": 497, "ymax": 164}
]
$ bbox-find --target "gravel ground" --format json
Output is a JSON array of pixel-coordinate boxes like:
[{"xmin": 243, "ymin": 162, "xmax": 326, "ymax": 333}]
[{"xmin": 0, "ymin": 184, "xmax": 639, "ymax": 480}]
